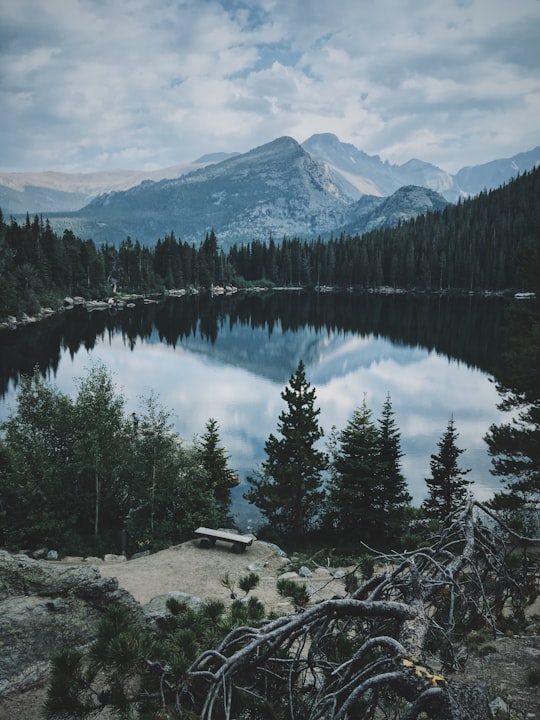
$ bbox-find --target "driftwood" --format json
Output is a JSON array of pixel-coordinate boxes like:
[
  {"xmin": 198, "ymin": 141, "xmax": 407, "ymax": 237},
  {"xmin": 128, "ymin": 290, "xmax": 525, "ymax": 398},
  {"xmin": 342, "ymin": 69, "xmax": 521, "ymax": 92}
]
[{"xmin": 190, "ymin": 499, "xmax": 539, "ymax": 719}]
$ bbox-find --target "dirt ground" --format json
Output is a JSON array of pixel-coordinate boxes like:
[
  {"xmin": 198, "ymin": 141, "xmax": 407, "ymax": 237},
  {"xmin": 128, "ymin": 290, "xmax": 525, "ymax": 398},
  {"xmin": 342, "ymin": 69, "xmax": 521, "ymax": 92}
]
[
  {"xmin": 93, "ymin": 538, "xmax": 318, "ymax": 611},
  {"xmin": 2, "ymin": 539, "xmax": 540, "ymax": 719}
]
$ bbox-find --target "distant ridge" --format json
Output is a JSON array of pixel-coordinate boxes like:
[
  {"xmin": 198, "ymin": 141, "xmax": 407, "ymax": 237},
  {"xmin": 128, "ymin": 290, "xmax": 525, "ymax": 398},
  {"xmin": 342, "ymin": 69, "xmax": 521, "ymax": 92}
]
[{"xmin": 1, "ymin": 134, "xmax": 538, "ymax": 248}]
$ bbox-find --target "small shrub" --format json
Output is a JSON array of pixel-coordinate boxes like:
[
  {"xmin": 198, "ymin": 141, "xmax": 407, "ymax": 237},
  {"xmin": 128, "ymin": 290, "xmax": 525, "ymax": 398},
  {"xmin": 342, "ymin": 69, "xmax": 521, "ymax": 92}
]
[
  {"xmin": 238, "ymin": 572, "xmax": 260, "ymax": 595},
  {"xmin": 277, "ymin": 578, "xmax": 310, "ymax": 608}
]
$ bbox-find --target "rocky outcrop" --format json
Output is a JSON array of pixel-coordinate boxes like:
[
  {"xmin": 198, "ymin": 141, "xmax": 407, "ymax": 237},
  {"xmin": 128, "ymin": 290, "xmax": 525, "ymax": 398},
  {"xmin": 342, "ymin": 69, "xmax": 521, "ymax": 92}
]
[{"xmin": 0, "ymin": 550, "xmax": 141, "ymax": 698}]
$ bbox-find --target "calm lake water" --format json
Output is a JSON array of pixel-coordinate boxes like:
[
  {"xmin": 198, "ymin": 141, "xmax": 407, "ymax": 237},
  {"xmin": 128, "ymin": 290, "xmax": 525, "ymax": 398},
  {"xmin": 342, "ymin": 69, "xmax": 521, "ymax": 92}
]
[{"xmin": 0, "ymin": 290, "xmax": 509, "ymax": 530}]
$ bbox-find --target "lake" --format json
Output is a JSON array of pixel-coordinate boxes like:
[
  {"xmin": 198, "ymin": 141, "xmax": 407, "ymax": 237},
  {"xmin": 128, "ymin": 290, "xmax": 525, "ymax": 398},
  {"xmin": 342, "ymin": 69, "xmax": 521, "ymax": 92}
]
[{"xmin": 0, "ymin": 290, "xmax": 509, "ymax": 530}]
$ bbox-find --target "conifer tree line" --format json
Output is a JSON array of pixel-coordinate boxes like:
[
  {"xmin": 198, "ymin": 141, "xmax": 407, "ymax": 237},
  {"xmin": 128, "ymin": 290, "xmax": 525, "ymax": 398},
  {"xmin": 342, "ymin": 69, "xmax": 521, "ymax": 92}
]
[
  {"xmin": 1, "ymin": 166, "xmax": 539, "ymax": 320},
  {"xmin": 0, "ymin": 358, "xmax": 474, "ymax": 556}
]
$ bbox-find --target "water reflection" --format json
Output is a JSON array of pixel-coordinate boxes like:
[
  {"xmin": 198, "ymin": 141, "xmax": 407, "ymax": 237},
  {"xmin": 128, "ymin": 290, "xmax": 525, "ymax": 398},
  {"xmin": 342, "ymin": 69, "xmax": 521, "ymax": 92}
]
[{"xmin": 0, "ymin": 291, "xmax": 508, "ymax": 520}]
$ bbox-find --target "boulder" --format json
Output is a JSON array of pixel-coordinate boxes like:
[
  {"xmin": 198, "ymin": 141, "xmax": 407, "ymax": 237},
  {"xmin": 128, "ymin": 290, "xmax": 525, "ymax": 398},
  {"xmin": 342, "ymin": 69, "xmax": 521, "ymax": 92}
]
[
  {"xmin": 0, "ymin": 550, "xmax": 141, "ymax": 698},
  {"xmin": 142, "ymin": 591, "xmax": 202, "ymax": 624}
]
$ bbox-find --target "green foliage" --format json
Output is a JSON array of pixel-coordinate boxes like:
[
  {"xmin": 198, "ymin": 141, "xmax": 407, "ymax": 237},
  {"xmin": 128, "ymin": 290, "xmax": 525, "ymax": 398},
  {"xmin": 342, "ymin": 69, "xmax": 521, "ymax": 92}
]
[
  {"xmin": 377, "ymin": 394, "xmax": 412, "ymax": 542},
  {"xmin": 485, "ymin": 244, "xmax": 540, "ymax": 525},
  {"xmin": 325, "ymin": 400, "xmax": 381, "ymax": 541},
  {"xmin": 229, "ymin": 595, "xmax": 266, "ymax": 625},
  {"xmin": 325, "ymin": 396, "xmax": 411, "ymax": 548},
  {"xmin": 196, "ymin": 417, "xmax": 239, "ymax": 524},
  {"xmin": 0, "ymin": 366, "xmax": 224, "ymax": 555},
  {"xmin": 358, "ymin": 553, "xmax": 375, "ymax": 579},
  {"xmin": 0, "ymin": 370, "xmax": 78, "ymax": 550},
  {"xmin": 238, "ymin": 572, "xmax": 260, "ymax": 595},
  {"xmin": 245, "ymin": 360, "xmax": 327, "ymax": 536},
  {"xmin": 220, "ymin": 572, "xmax": 260, "ymax": 600},
  {"xmin": 72, "ymin": 363, "xmax": 132, "ymax": 543},
  {"xmin": 45, "ymin": 592, "xmax": 269, "ymax": 719},
  {"xmin": 423, "ymin": 417, "xmax": 472, "ymax": 521},
  {"xmin": 342, "ymin": 572, "xmax": 360, "ymax": 594},
  {"xmin": 125, "ymin": 395, "xmax": 222, "ymax": 552},
  {"xmin": 44, "ymin": 648, "xmax": 91, "ymax": 719},
  {"xmin": 276, "ymin": 577, "xmax": 310, "ymax": 608}
]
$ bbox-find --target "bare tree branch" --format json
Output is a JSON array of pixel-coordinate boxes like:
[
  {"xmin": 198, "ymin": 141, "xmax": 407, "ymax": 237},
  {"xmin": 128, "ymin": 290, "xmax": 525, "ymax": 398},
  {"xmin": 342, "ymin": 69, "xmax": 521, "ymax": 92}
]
[{"xmin": 188, "ymin": 498, "xmax": 538, "ymax": 719}]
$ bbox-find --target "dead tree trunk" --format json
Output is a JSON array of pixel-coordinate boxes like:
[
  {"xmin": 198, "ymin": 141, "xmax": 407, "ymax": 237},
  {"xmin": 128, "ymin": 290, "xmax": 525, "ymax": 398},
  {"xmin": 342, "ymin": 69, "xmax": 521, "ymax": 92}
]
[{"xmin": 189, "ymin": 499, "xmax": 539, "ymax": 719}]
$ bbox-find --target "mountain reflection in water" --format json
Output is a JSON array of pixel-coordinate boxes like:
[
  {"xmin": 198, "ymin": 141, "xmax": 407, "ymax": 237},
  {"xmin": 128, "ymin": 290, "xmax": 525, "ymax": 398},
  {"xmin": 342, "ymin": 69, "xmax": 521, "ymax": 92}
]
[{"xmin": 0, "ymin": 290, "xmax": 508, "ymax": 526}]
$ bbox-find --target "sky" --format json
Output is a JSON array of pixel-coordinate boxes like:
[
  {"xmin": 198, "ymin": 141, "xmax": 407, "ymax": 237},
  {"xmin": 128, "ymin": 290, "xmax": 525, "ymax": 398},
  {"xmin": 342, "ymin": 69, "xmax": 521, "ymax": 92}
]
[{"xmin": 1, "ymin": 0, "xmax": 539, "ymax": 175}]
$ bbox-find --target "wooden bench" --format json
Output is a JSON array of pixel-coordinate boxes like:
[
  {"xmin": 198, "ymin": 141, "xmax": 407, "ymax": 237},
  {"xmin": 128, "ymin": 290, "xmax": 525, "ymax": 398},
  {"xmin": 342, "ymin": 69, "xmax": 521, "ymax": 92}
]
[{"xmin": 194, "ymin": 527, "xmax": 254, "ymax": 553}]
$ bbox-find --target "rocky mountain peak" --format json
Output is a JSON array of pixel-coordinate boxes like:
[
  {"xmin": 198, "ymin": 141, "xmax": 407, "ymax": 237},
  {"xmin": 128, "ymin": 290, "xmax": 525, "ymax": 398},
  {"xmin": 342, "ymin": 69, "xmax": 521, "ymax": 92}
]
[{"xmin": 2, "ymin": 135, "xmax": 538, "ymax": 248}]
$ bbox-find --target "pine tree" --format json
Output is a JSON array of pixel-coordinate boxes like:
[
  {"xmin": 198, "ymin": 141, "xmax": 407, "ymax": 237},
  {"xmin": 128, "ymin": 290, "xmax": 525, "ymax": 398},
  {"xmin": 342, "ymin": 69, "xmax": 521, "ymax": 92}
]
[
  {"xmin": 484, "ymin": 245, "xmax": 540, "ymax": 531},
  {"xmin": 326, "ymin": 398, "xmax": 382, "ymax": 543},
  {"xmin": 245, "ymin": 360, "xmax": 326, "ymax": 536},
  {"xmin": 377, "ymin": 394, "xmax": 412, "ymax": 544},
  {"xmin": 423, "ymin": 417, "xmax": 471, "ymax": 521},
  {"xmin": 197, "ymin": 417, "xmax": 240, "ymax": 523}
]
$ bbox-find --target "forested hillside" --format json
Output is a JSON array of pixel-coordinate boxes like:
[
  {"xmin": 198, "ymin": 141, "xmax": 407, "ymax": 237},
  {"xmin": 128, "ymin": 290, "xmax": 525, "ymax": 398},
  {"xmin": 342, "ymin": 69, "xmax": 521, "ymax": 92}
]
[{"xmin": 1, "ymin": 166, "xmax": 538, "ymax": 320}]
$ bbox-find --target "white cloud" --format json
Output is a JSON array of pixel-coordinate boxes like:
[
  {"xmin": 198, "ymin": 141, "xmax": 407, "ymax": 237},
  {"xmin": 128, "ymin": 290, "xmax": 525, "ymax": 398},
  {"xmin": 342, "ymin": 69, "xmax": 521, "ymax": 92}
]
[{"xmin": 1, "ymin": 0, "xmax": 538, "ymax": 172}]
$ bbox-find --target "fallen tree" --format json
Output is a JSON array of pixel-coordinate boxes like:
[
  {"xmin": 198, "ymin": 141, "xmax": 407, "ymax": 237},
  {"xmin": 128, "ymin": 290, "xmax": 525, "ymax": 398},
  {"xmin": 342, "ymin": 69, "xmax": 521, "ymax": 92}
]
[{"xmin": 190, "ymin": 499, "xmax": 539, "ymax": 720}]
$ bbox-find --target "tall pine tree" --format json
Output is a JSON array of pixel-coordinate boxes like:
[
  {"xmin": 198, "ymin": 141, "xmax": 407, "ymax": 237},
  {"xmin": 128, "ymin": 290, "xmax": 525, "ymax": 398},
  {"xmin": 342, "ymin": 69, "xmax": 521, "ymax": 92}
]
[
  {"xmin": 326, "ymin": 398, "xmax": 382, "ymax": 544},
  {"xmin": 423, "ymin": 417, "xmax": 471, "ymax": 521},
  {"xmin": 377, "ymin": 394, "xmax": 412, "ymax": 544},
  {"xmin": 245, "ymin": 360, "xmax": 326, "ymax": 536},
  {"xmin": 197, "ymin": 417, "xmax": 240, "ymax": 524}
]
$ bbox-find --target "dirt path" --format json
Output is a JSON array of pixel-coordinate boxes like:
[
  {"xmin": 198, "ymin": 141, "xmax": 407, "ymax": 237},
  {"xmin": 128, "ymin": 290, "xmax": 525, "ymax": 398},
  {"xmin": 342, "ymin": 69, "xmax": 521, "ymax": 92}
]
[{"xmin": 96, "ymin": 538, "xmax": 344, "ymax": 611}]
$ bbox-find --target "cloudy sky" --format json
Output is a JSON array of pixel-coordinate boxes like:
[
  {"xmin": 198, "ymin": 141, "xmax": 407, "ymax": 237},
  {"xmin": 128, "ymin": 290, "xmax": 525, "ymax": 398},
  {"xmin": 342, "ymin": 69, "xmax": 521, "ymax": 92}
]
[{"xmin": 1, "ymin": 0, "xmax": 539, "ymax": 175}]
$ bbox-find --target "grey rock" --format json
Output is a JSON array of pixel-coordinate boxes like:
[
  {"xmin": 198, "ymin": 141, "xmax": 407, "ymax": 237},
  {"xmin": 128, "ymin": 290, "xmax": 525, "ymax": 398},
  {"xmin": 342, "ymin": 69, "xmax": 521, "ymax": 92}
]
[
  {"xmin": 247, "ymin": 560, "xmax": 268, "ymax": 572},
  {"xmin": 489, "ymin": 696, "xmax": 509, "ymax": 717},
  {"xmin": 0, "ymin": 550, "xmax": 141, "ymax": 698},
  {"xmin": 257, "ymin": 541, "xmax": 288, "ymax": 558}
]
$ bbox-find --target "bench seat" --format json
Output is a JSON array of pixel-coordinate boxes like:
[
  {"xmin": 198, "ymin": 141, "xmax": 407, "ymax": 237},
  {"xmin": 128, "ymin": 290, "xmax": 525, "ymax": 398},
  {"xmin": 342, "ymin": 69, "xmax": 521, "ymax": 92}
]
[{"xmin": 194, "ymin": 527, "xmax": 254, "ymax": 553}]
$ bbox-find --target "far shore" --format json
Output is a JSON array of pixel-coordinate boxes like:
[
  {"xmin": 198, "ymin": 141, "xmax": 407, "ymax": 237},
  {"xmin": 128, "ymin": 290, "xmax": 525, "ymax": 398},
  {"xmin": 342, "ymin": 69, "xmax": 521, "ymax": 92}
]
[{"xmin": 0, "ymin": 284, "xmax": 513, "ymax": 333}]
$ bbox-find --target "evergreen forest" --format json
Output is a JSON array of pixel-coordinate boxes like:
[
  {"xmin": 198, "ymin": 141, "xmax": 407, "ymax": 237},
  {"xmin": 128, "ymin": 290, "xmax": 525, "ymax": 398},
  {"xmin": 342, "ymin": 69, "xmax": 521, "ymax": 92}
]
[{"xmin": 1, "ymin": 166, "xmax": 539, "ymax": 321}]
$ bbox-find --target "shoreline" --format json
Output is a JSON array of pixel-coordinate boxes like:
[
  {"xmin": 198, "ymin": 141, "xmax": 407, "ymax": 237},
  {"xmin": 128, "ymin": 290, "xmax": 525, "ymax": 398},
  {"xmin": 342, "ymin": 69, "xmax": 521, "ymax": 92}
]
[{"xmin": 0, "ymin": 284, "xmax": 513, "ymax": 333}]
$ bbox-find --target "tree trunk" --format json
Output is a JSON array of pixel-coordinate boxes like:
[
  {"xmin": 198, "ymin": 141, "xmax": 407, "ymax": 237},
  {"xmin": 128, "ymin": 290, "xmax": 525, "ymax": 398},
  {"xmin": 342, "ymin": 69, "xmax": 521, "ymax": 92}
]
[{"xmin": 94, "ymin": 466, "xmax": 100, "ymax": 539}]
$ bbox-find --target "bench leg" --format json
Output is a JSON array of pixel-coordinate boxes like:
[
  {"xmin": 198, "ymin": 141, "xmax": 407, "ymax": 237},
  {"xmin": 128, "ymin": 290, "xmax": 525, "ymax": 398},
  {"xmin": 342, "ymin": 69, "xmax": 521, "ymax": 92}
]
[
  {"xmin": 230, "ymin": 542, "xmax": 245, "ymax": 554},
  {"xmin": 199, "ymin": 536, "xmax": 216, "ymax": 548}
]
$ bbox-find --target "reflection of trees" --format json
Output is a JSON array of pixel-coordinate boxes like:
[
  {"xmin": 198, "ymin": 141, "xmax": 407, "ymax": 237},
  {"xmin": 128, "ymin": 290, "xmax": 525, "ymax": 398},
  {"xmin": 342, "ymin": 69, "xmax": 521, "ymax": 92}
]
[{"xmin": 0, "ymin": 292, "xmax": 506, "ymax": 399}]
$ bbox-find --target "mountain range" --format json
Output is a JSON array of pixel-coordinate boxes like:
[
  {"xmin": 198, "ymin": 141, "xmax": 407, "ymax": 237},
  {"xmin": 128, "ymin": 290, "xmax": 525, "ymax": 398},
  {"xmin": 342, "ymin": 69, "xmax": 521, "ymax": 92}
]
[{"xmin": 1, "ymin": 134, "xmax": 538, "ymax": 248}]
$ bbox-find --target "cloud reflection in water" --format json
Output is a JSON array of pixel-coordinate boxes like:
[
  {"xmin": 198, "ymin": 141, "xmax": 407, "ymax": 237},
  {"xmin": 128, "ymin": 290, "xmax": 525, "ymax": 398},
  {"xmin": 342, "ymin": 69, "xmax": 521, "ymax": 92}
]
[{"xmin": 4, "ymin": 324, "xmax": 503, "ymax": 512}]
